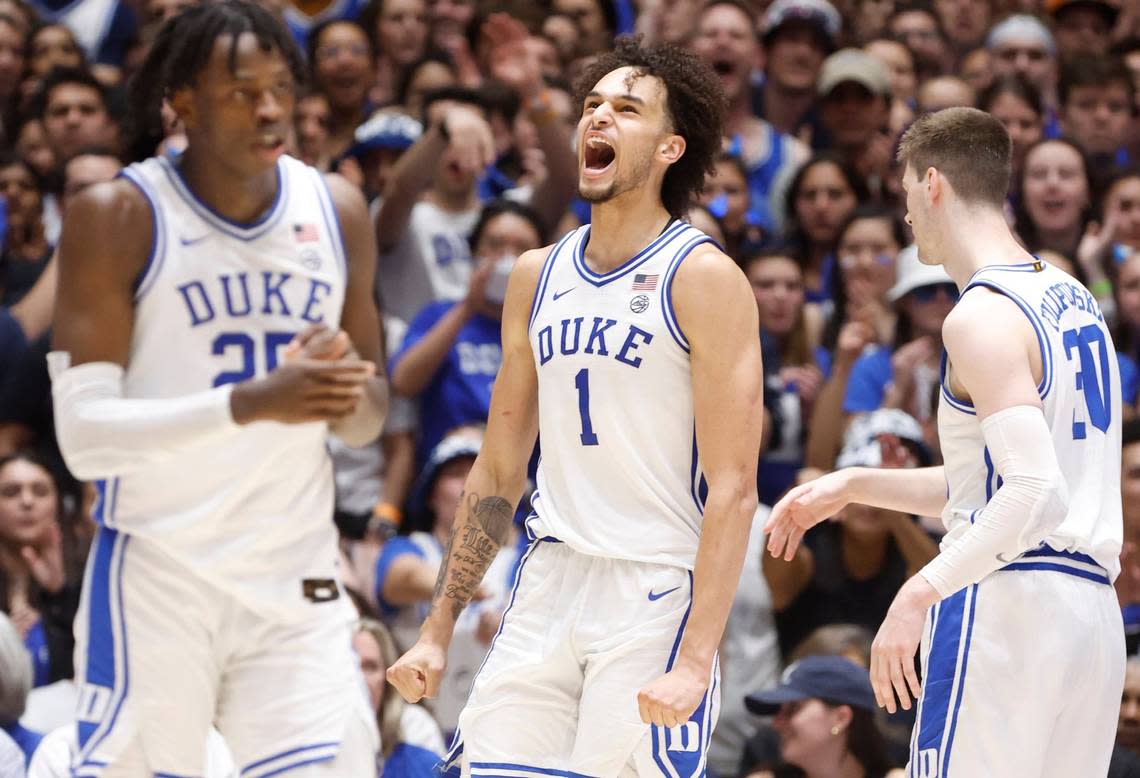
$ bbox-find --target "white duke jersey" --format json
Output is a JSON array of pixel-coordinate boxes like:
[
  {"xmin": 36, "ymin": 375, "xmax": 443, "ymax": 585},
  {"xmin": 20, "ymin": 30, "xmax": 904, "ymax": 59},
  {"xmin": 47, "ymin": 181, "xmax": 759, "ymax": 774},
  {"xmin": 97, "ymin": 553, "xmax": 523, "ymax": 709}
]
[
  {"xmin": 526, "ymin": 220, "xmax": 716, "ymax": 569},
  {"xmin": 939, "ymin": 261, "xmax": 1123, "ymax": 579},
  {"xmin": 108, "ymin": 154, "xmax": 348, "ymax": 620}
]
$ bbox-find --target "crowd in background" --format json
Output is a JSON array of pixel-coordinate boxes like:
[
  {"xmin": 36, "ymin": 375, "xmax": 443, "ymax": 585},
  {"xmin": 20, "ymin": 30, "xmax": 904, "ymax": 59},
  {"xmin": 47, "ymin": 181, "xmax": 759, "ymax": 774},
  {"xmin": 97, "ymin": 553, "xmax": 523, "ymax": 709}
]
[{"xmin": 3, "ymin": 0, "xmax": 1140, "ymax": 774}]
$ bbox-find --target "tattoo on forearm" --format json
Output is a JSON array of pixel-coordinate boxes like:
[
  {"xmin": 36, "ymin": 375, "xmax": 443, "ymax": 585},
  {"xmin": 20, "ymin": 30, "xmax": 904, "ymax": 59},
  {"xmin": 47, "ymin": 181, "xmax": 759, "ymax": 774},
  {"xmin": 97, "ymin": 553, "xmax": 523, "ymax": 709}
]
[{"xmin": 432, "ymin": 492, "xmax": 515, "ymax": 619}]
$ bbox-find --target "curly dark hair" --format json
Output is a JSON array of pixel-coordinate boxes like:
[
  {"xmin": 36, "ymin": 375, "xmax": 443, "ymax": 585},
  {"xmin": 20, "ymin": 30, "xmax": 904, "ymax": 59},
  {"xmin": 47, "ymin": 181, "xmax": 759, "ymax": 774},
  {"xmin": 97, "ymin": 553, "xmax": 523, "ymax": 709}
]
[{"xmin": 572, "ymin": 35, "xmax": 727, "ymax": 218}]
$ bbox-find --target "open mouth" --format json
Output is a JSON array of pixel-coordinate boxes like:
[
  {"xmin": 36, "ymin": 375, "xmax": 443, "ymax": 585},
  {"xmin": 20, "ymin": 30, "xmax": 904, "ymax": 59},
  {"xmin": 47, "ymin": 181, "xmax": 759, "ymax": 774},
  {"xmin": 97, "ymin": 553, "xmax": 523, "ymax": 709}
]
[
  {"xmin": 712, "ymin": 59, "xmax": 735, "ymax": 76},
  {"xmin": 583, "ymin": 135, "xmax": 616, "ymax": 175},
  {"xmin": 253, "ymin": 133, "xmax": 285, "ymax": 156}
]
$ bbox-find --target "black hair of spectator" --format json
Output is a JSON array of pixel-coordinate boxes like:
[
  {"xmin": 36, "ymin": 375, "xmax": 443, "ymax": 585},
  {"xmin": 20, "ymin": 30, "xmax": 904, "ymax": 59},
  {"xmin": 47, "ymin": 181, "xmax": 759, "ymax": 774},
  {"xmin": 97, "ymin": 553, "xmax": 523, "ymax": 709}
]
[
  {"xmin": 465, "ymin": 1, "xmax": 552, "ymax": 56},
  {"xmin": 420, "ymin": 84, "xmax": 487, "ymax": 126},
  {"xmin": 30, "ymin": 65, "xmax": 110, "ymax": 123},
  {"xmin": 355, "ymin": 0, "xmax": 388, "ymax": 56},
  {"xmin": 699, "ymin": 0, "xmax": 759, "ymax": 39},
  {"xmin": 1058, "ymin": 53, "xmax": 1135, "ymax": 110},
  {"xmin": 468, "ymin": 198, "xmax": 546, "ymax": 252},
  {"xmin": 0, "ymin": 149, "xmax": 44, "ymax": 192},
  {"xmin": 1111, "ymin": 36, "xmax": 1140, "ymax": 59},
  {"xmin": 738, "ymin": 240, "xmax": 801, "ymax": 267},
  {"xmin": 1013, "ymin": 136, "xmax": 1094, "ymax": 253},
  {"xmin": 308, "ymin": 16, "xmax": 373, "ymax": 68},
  {"xmin": 126, "ymin": 0, "xmax": 306, "ymax": 162},
  {"xmin": 977, "ymin": 73, "xmax": 1043, "ymax": 119},
  {"xmin": 481, "ymin": 79, "xmax": 521, "ymax": 124},
  {"xmin": 27, "ymin": 20, "xmax": 83, "ymax": 58},
  {"xmin": 836, "ymin": 706, "xmax": 895, "ymax": 776},
  {"xmin": 572, "ymin": 35, "xmax": 727, "ymax": 219},
  {"xmin": 713, "ymin": 149, "xmax": 750, "ymax": 186},
  {"xmin": 395, "ymin": 49, "xmax": 456, "ymax": 109},
  {"xmin": 886, "ymin": 1, "xmax": 943, "ymax": 31},
  {"xmin": 783, "ymin": 153, "xmax": 870, "ymax": 253},
  {"xmin": 1123, "ymin": 418, "xmax": 1140, "ymax": 448}
]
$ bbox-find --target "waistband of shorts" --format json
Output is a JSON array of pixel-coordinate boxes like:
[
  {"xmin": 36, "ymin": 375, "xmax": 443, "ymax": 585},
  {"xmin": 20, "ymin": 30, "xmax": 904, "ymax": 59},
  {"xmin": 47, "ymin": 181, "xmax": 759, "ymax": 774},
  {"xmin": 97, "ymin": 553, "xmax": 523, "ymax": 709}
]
[{"xmin": 998, "ymin": 545, "xmax": 1110, "ymax": 585}]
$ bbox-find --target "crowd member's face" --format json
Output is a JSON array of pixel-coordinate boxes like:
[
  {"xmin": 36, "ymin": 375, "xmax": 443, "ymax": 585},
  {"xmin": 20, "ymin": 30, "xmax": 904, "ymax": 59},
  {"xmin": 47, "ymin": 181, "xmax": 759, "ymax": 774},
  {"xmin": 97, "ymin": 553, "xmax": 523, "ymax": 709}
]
[
  {"xmin": 990, "ymin": 37, "xmax": 1055, "ymax": 90},
  {"xmin": 933, "ymin": 0, "xmax": 990, "ymax": 49},
  {"xmin": 1105, "ymin": 177, "xmax": 1140, "ymax": 250},
  {"xmin": 29, "ymin": 24, "xmax": 82, "ymax": 77},
  {"xmin": 692, "ymin": 4, "xmax": 758, "ymax": 105},
  {"xmin": 293, "ymin": 93, "xmax": 330, "ymax": 167},
  {"xmin": 528, "ymin": 35, "xmax": 561, "ymax": 82},
  {"xmin": 577, "ymin": 67, "xmax": 677, "ymax": 207},
  {"xmin": 428, "ymin": 0, "xmax": 474, "ymax": 45},
  {"xmin": 429, "ymin": 457, "xmax": 475, "ymax": 539},
  {"xmin": 889, "ymin": 11, "xmax": 946, "ymax": 72},
  {"xmin": 902, "ymin": 283, "xmax": 957, "ymax": 337},
  {"xmin": 0, "ymin": 459, "xmax": 58, "ymax": 549},
  {"xmin": 312, "ymin": 22, "xmax": 371, "ymax": 114},
  {"xmin": 747, "ymin": 255, "xmax": 804, "ymax": 336},
  {"xmin": 917, "ymin": 76, "xmax": 974, "ymax": 114},
  {"xmin": 0, "ymin": 162, "xmax": 42, "ymax": 228},
  {"xmin": 553, "ymin": 0, "xmax": 609, "ymax": 55},
  {"xmin": 474, "ymin": 211, "xmax": 541, "ymax": 262},
  {"xmin": 43, "ymin": 82, "xmax": 114, "ymax": 161},
  {"xmin": 0, "ymin": 19, "xmax": 23, "ymax": 102},
  {"xmin": 701, "ymin": 158, "xmax": 750, "ymax": 230},
  {"xmin": 988, "ymin": 91, "xmax": 1042, "ymax": 172},
  {"xmin": 1117, "ymin": 257, "xmax": 1140, "ymax": 331},
  {"xmin": 402, "ymin": 59, "xmax": 456, "ymax": 117},
  {"xmin": 1123, "ymin": 438, "xmax": 1140, "ymax": 533},
  {"xmin": 865, "ymin": 39, "xmax": 915, "ymax": 101},
  {"xmin": 14, "ymin": 119, "xmax": 55, "ymax": 179},
  {"xmin": 1063, "ymin": 82, "xmax": 1132, "ymax": 157},
  {"xmin": 838, "ymin": 216, "xmax": 898, "ymax": 305},
  {"xmin": 62, "ymin": 154, "xmax": 122, "ymax": 212},
  {"xmin": 1021, "ymin": 141, "xmax": 1088, "ymax": 236},
  {"xmin": 352, "ymin": 630, "xmax": 386, "ymax": 712},
  {"xmin": 765, "ymin": 24, "xmax": 827, "ymax": 94},
  {"xmin": 1124, "ymin": 50, "xmax": 1140, "ymax": 109},
  {"xmin": 821, "ymin": 82, "xmax": 885, "ymax": 149},
  {"xmin": 542, "ymin": 14, "xmax": 580, "ymax": 62},
  {"xmin": 957, "ymin": 47, "xmax": 991, "ymax": 93},
  {"xmin": 1120, "ymin": 662, "xmax": 1140, "ymax": 753},
  {"xmin": 170, "ymin": 33, "xmax": 294, "ymax": 178},
  {"xmin": 794, "ymin": 161, "xmax": 858, "ymax": 247},
  {"xmin": 1055, "ymin": 7, "xmax": 1110, "ymax": 59},
  {"xmin": 773, "ymin": 699, "xmax": 850, "ymax": 769},
  {"xmin": 853, "ymin": 0, "xmax": 894, "ymax": 43},
  {"xmin": 377, "ymin": 0, "xmax": 428, "ymax": 67}
]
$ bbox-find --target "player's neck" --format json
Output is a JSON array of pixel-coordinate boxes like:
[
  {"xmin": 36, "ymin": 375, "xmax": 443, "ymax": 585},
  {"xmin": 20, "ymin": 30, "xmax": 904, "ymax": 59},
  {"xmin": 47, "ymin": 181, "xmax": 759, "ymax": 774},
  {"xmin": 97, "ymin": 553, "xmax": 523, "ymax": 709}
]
[
  {"xmin": 937, "ymin": 207, "xmax": 1029, "ymax": 289},
  {"xmin": 177, "ymin": 145, "xmax": 280, "ymax": 225},
  {"xmin": 585, "ymin": 196, "xmax": 673, "ymax": 273}
]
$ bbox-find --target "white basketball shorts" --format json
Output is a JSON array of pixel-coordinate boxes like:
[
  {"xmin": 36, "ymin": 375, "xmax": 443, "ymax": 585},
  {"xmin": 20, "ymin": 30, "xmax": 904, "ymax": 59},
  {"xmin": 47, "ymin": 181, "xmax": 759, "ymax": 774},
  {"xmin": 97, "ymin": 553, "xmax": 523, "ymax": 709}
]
[
  {"xmin": 69, "ymin": 527, "xmax": 378, "ymax": 777},
  {"xmin": 907, "ymin": 547, "xmax": 1125, "ymax": 777},
  {"xmin": 442, "ymin": 538, "xmax": 720, "ymax": 778}
]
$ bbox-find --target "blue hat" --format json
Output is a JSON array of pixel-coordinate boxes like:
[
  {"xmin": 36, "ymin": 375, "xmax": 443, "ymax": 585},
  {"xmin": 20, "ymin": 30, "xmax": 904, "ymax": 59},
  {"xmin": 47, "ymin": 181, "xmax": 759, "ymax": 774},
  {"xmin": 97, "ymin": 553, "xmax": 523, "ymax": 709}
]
[
  {"xmin": 345, "ymin": 112, "xmax": 422, "ymax": 159},
  {"xmin": 409, "ymin": 431, "xmax": 483, "ymax": 521},
  {"xmin": 745, "ymin": 655, "xmax": 876, "ymax": 714}
]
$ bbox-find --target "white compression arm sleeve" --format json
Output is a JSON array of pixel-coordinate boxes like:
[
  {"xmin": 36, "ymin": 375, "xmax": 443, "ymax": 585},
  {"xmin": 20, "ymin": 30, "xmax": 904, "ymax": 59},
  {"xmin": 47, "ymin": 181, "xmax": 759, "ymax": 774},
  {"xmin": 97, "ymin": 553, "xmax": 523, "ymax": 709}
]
[
  {"xmin": 49, "ymin": 352, "xmax": 239, "ymax": 480},
  {"xmin": 919, "ymin": 405, "xmax": 1070, "ymax": 598}
]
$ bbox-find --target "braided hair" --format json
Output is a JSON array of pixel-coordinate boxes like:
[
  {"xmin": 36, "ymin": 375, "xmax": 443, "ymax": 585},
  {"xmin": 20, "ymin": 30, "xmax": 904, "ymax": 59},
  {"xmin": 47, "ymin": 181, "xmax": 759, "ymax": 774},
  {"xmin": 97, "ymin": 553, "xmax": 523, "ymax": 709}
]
[{"xmin": 125, "ymin": 0, "xmax": 306, "ymax": 162}]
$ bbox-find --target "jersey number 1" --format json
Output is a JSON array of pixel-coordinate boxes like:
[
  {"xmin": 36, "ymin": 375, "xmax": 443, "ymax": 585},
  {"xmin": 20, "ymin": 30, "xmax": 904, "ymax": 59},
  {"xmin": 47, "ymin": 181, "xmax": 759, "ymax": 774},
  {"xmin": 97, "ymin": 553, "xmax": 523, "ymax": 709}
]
[
  {"xmin": 574, "ymin": 368, "xmax": 599, "ymax": 446},
  {"xmin": 1062, "ymin": 325, "xmax": 1112, "ymax": 439}
]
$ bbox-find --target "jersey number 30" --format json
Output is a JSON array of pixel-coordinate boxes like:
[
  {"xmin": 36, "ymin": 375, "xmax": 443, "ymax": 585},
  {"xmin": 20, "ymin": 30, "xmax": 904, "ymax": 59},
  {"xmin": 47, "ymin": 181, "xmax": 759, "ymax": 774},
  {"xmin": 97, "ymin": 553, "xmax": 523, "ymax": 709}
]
[{"xmin": 1063, "ymin": 325, "xmax": 1112, "ymax": 440}]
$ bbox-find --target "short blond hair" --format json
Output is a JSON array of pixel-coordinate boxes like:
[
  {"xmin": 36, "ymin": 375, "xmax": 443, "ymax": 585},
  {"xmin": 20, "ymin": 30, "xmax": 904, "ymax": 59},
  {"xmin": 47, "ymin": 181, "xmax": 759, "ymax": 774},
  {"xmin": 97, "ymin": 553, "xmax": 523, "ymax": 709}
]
[{"xmin": 897, "ymin": 106, "xmax": 1011, "ymax": 207}]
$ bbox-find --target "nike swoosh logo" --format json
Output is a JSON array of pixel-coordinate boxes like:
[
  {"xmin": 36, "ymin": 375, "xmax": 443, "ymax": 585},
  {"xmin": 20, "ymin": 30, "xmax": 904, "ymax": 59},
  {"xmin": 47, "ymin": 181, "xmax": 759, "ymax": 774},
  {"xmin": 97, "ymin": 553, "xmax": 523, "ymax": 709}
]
[
  {"xmin": 553, "ymin": 288, "xmax": 575, "ymax": 301},
  {"xmin": 180, "ymin": 234, "xmax": 209, "ymax": 246},
  {"xmin": 995, "ymin": 552, "xmax": 1017, "ymax": 564},
  {"xmin": 648, "ymin": 586, "xmax": 680, "ymax": 602}
]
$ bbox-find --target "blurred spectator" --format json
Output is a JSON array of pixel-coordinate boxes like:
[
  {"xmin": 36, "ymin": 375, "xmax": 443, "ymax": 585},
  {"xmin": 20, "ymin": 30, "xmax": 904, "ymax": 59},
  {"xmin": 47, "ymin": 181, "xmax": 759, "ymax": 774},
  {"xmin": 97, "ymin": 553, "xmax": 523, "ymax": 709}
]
[
  {"xmin": 340, "ymin": 111, "xmax": 421, "ymax": 203},
  {"xmin": 788, "ymin": 622, "xmax": 874, "ymax": 665},
  {"xmin": 360, "ymin": 0, "xmax": 429, "ymax": 107},
  {"xmin": 390, "ymin": 200, "xmax": 542, "ymax": 460},
  {"xmin": 1114, "ymin": 656, "xmax": 1140, "ymax": 776},
  {"xmin": 396, "ymin": 51, "xmax": 458, "ymax": 119},
  {"xmin": 0, "ymin": 453, "xmax": 86, "ymax": 688},
  {"xmin": 957, "ymin": 46, "xmax": 992, "ymax": 95},
  {"xmin": 31, "ymin": 67, "xmax": 118, "ymax": 166},
  {"xmin": 784, "ymin": 153, "xmax": 868, "ymax": 307},
  {"xmin": 691, "ymin": 0, "xmax": 809, "ymax": 234},
  {"xmin": 932, "ymin": 0, "xmax": 990, "ymax": 55},
  {"xmin": 0, "ymin": 611, "xmax": 40, "ymax": 766},
  {"xmin": 373, "ymin": 429, "xmax": 523, "ymax": 732},
  {"xmin": 915, "ymin": 74, "xmax": 974, "ymax": 114},
  {"xmin": 0, "ymin": 13, "xmax": 23, "ymax": 117},
  {"xmin": 1048, "ymin": 0, "xmax": 1116, "ymax": 60},
  {"xmin": 12, "ymin": 120, "xmax": 54, "ymax": 183},
  {"xmin": 552, "ymin": 0, "xmax": 614, "ymax": 57},
  {"xmin": 850, "ymin": 0, "xmax": 893, "ymax": 45},
  {"xmin": 755, "ymin": 0, "xmax": 840, "ymax": 140},
  {"xmin": 293, "ymin": 90, "xmax": 332, "ymax": 170},
  {"xmin": 816, "ymin": 49, "xmax": 891, "ymax": 187},
  {"xmin": 766, "ymin": 409, "xmax": 939, "ymax": 658},
  {"xmin": 864, "ymin": 38, "xmax": 916, "ymax": 103},
  {"xmin": 26, "ymin": 23, "xmax": 83, "ymax": 81},
  {"xmin": 741, "ymin": 655, "xmax": 899, "ymax": 778},
  {"xmin": 886, "ymin": 4, "xmax": 950, "ymax": 83},
  {"xmin": 280, "ymin": 0, "xmax": 366, "ymax": 51},
  {"xmin": 0, "ymin": 154, "xmax": 50, "ymax": 306},
  {"xmin": 1016, "ymin": 137, "xmax": 1092, "ymax": 259},
  {"xmin": 701, "ymin": 152, "xmax": 766, "ymax": 259},
  {"xmin": 1115, "ymin": 239, "xmax": 1140, "ymax": 367},
  {"xmin": 354, "ymin": 618, "xmax": 446, "ymax": 775},
  {"xmin": 745, "ymin": 246, "xmax": 826, "ymax": 505},
  {"xmin": 427, "ymin": 0, "xmax": 475, "ymax": 62},
  {"xmin": 1059, "ymin": 54, "xmax": 1134, "ymax": 168},
  {"xmin": 709, "ymin": 505, "xmax": 781, "ymax": 777},
  {"xmin": 308, "ymin": 19, "xmax": 376, "ymax": 158},
  {"xmin": 986, "ymin": 14, "xmax": 1058, "ymax": 115},
  {"xmin": 1119, "ymin": 420, "xmax": 1140, "ymax": 654},
  {"xmin": 979, "ymin": 74, "xmax": 1044, "ymax": 181},
  {"xmin": 26, "ymin": 0, "xmax": 137, "ymax": 72}
]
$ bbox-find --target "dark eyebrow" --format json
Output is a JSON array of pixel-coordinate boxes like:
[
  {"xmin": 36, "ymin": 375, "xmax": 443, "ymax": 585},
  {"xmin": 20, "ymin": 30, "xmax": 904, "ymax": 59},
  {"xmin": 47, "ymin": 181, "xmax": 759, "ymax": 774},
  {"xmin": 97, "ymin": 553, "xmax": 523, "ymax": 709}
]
[{"xmin": 585, "ymin": 91, "xmax": 646, "ymax": 106}]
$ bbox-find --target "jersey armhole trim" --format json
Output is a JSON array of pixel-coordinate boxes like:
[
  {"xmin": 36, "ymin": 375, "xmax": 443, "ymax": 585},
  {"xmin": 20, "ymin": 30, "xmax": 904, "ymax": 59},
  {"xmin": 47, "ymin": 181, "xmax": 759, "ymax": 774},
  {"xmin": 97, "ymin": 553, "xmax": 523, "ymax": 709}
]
[
  {"xmin": 527, "ymin": 229, "xmax": 576, "ymax": 334},
  {"xmin": 118, "ymin": 169, "xmax": 165, "ymax": 301},
  {"xmin": 662, "ymin": 234, "xmax": 715, "ymax": 353},
  {"xmin": 940, "ymin": 349, "xmax": 977, "ymax": 416},
  {"xmin": 311, "ymin": 168, "xmax": 349, "ymax": 281},
  {"xmin": 963, "ymin": 279, "xmax": 1053, "ymax": 400}
]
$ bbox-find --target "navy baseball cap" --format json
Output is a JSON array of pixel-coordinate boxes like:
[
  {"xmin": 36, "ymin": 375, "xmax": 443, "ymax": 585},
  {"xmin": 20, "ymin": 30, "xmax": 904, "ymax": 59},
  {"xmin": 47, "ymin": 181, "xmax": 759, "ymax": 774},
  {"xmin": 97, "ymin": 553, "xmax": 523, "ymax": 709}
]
[
  {"xmin": 345, "ymin": 111, "xmax": 422, "ymax": 159},
  {"xmin": 745, "ymin": 655, "xmax": 877, "ymax": 714}
]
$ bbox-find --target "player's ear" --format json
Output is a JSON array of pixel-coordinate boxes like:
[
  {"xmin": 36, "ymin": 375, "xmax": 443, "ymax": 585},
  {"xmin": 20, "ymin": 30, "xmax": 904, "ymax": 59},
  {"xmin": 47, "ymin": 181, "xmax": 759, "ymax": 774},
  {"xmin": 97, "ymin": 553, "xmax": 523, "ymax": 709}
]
[
  {"xmin": 168, "ymin": 87, "xmax": 196, "ymax": 132},
  {"xmin": 926, "ymin": 166, "xmax": 942, "ymax": 204},
  {"xmin": 658, "ymin": 133, "xmax": 686, "ymax": 166}
]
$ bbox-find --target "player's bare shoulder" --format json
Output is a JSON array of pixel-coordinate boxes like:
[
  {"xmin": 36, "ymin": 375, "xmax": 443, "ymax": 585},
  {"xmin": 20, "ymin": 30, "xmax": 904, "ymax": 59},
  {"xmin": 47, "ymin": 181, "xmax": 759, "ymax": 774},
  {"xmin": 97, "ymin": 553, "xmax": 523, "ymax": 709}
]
[
  {"xmin": 322, "ymin": 171, "xmax": 369, "ymax": 219},
  {"xmin": 670, "ymin": 241, "xmax": 755, "ymax": 336},
  {"xmin": 58, "ymin": 177, "xmax": 154, "ymax": 284}
]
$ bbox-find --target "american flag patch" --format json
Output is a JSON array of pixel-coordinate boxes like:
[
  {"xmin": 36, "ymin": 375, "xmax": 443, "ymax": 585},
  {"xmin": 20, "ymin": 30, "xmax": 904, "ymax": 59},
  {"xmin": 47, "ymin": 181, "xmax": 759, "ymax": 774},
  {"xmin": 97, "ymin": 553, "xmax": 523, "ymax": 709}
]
[
  {"xmin": 293, "ymin": 223, "xmax": 319, "ymax": 242},
  {"xmin": 632, "ymin": 273, "xmax": 659, "ymax": 290}
]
